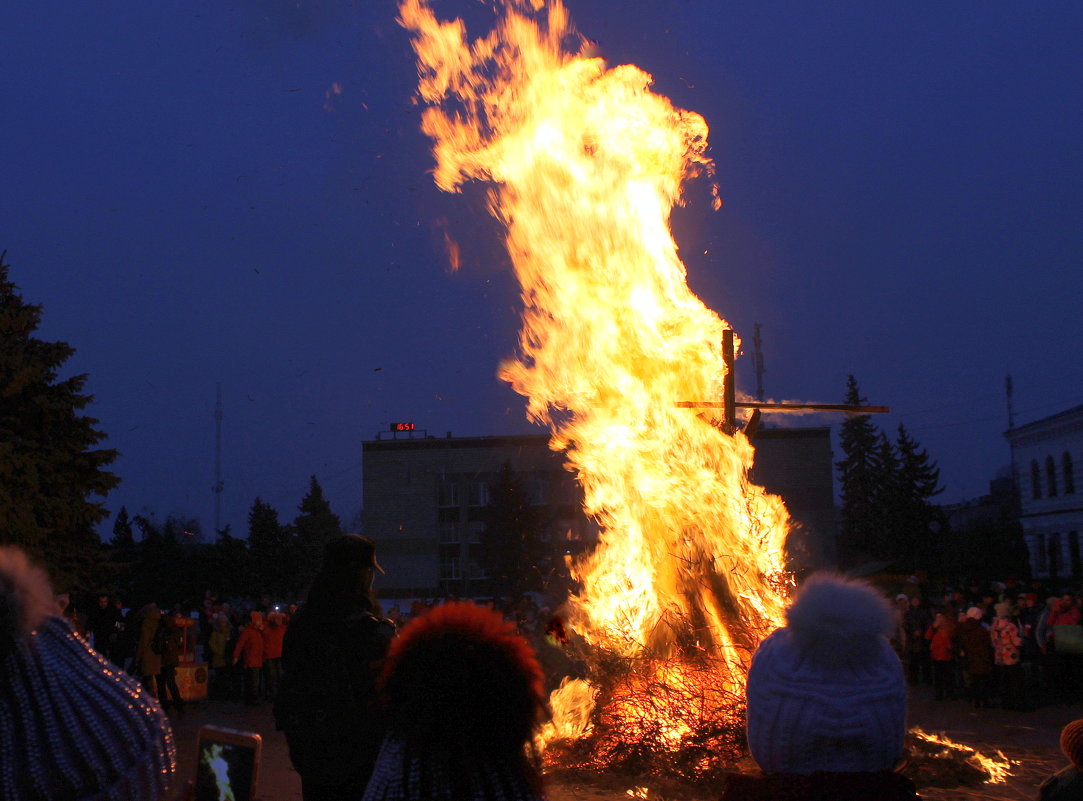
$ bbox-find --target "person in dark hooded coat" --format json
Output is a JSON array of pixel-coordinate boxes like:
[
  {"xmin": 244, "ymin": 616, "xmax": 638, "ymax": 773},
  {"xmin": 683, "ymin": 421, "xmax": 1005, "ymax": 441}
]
[
  {"xmin": 957, "ymin": 606, "xmax": 994, "ymax": 708},
  {"xmin": 274, "ymin": 535, "xmax": 395, "ymax": 801}
]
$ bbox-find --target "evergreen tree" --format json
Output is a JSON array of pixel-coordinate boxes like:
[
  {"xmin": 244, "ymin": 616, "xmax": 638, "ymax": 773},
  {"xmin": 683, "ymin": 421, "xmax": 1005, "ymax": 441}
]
[
  {"xmin": 480, "ymin": 461, "xmax": 550, "ymax": 595},
  {"xmin": 124, "ymin": 512, "xmax": 196, "ymax": 605},
  {"xmin": 894, "ymin": 424, "xmax": 945, "ymax": 565},
  {"xmin": 248, "ymin": 496, "xmax": 292, "ymax": 600},
  {"xmin": 162, "ymin": 514, "xmax": 200, "ymax": 543},
  {"xmin": 0, "ymin": 253, "xmax": 118, "ymax": 589},
  {"xmin": 869, "ymin": 431, "xmax": 903, "ymax": 560},
  {"xmin": 111, "ymin": 505, "xmax": 135, "ymax": 548},
  {"xmin": 895, "ymin": 424, "xmax": 943, "ymax": 505},
  {"xmin": 294, "ymin": 476, "xmax": 343, "ymax": 594},
  {"xmin": 134, "ymin": 512, "xmax": 161, "ymax": 544},
  {"xmin": 835, "ymin": 375, "xmax": 881, "ymax": 564},
  {"xmin": 208, "ymin": 525, "xmax": 253, "ymax": 599}
]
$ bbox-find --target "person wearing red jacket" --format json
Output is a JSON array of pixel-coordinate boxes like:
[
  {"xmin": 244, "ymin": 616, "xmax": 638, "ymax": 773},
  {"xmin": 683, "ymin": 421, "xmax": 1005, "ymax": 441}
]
[
  {"xmin": 926, "ymin": 612, "xmax": 957, "ymax": 700},
  {"xmin": 233, "ymin": 611, "xmax": 265, "ymax": 705},
  {"xmin": 262, "ymin": 611, "xmax": 288, "ymax": 701}
]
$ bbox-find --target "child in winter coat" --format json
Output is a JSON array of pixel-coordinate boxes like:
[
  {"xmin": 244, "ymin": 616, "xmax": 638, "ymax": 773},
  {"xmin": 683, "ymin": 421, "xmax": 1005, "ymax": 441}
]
[
  {"xmin": 926, "ymin": 612, "xmax": 956, "ymax": 700},
  {"xmin": 233, "ymin": 611, "xmax": 265, "ymax": 705}
]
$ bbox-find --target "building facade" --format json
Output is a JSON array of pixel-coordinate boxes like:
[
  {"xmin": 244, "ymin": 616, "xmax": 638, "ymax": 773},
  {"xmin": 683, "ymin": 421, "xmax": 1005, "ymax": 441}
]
[
  {"xmin": 1005, "ymin": 404, "xmax": 1083, "ymax": 580},
  {"xmin": 362, "ymin": 433, "xmax": 592, "ymax": 598},
  {"xmin": 362, "ymin": 426, "xmax": 836, "ymax": 598},
  {"xmin": 748, "ymin": 427, "xmax": 837, "ymax": 570}
]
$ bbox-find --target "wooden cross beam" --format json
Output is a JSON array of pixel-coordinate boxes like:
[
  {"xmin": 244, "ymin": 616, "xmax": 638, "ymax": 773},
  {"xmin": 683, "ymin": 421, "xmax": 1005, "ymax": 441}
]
[{"xmin": 678, "ymin": 329, "xmax": 890, "ymax": 436}]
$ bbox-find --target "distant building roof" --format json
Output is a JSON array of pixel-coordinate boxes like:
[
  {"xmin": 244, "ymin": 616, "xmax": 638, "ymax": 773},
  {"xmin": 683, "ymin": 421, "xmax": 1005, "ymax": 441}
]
[
  {"xmin": 363, "ymin": 433, "xmax": 549, "ymax": 452},
  {"xmin": 1005, "ymin": 403, "xmax": 1083, "ymax": 440}
]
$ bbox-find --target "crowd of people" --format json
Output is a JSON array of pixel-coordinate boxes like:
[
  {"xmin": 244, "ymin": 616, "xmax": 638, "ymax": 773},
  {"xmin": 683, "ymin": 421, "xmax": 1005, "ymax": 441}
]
[
  {"xmin": 57, "ymin": 592, "xmax": 294, "ymax": 712},
  {"xmin": 6, "ymin": 540, "xmax": 1083, "ymax": 801},
  {"xmin": 888, "ymin": 575, "xmax": 1083, "ymax": 711},
  {"xmin": 58, "ymin": 580, "xmax": 563, "ymax": 719}
]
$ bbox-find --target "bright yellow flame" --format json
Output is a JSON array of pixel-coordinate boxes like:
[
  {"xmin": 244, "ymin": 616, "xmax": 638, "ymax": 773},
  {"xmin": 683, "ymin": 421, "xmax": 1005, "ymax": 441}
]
[
  {"xmin": 537, "ymin": 676, "xmax": 595, "ymax": 744},
  {"xmin": 400, "ymin": 0, "xmax": 792, "ymax": 742},
  {"xmin": 911, "ymin": 728, "xmax": 1014, "ymax": 784}
]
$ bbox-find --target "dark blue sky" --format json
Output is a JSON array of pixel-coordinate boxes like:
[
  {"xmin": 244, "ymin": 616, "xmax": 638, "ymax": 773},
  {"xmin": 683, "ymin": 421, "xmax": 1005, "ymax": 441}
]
[{"xmin": 3, "ymin": 1, "xmax": 1080, "ymax": 538}]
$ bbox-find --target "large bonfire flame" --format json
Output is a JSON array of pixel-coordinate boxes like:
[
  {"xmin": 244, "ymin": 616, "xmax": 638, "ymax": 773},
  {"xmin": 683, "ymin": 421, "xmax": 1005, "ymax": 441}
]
[
  {"xmin": 399, "ymin": 0, "xmax": 791, "ymax": 774},
  {"xmin": 397, "ymin": 2, "xmax": 1017, "ymax": 787}
]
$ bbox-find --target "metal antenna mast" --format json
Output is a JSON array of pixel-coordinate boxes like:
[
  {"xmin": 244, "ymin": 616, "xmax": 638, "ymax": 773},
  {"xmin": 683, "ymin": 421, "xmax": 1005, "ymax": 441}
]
[
  {"xmin": 753, "ymin": 323, "xmax": 766, "ymax": 402},
  {"xmin": 213, "ymin": 382, "xmax": 223, "ymax": 535},
  {"xmin": 1005, "ymin": 375, "xmax": 1016, "ymax": 430}
]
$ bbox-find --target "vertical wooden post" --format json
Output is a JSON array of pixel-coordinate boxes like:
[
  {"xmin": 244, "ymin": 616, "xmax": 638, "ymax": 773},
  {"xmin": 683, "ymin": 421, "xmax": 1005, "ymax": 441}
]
[
  {"xmin": 722, "ymin": 329, "xmax": 736, "ymax": 435},
  {"xmin": 743, "ymin": 408, "xmax": 763, "ymax": 439}
]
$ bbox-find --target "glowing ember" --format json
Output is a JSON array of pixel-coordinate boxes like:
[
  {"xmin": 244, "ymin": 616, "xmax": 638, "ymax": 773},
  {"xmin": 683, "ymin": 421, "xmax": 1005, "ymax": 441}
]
[
  {"xmin": 399, "ymin": 0, "xmax": 792, "ymax": 762},
  {"xmin": 911, "ymin": 728, "xmax": 1014, "ymax": 784}
]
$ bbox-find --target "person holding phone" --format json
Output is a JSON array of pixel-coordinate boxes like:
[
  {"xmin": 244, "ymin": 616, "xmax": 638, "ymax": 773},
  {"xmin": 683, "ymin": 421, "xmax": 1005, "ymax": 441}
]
[{"xmin": 274, "ymin": 535, "xmax": 395, "ymax": 801}]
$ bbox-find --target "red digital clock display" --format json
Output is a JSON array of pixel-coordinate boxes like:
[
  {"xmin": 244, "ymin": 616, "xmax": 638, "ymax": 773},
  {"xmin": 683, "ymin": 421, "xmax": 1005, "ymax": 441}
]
[{"xmin": 391, "ymin": 422, "xmax": 415, "ymax": 432}]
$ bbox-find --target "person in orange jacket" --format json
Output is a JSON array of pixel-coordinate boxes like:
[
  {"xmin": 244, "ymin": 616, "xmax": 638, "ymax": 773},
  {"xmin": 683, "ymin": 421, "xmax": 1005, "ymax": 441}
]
[{"xmin": 233, "ymin": 611, "xmax": 265, "ymax": 705}]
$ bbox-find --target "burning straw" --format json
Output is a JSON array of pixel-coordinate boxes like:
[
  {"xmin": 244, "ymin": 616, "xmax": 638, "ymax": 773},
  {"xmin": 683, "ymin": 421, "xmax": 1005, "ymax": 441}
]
[
  {"xmin": 582, "ymin": 653, "xmax": 747, "ymax": 780},
  {"xmin": 907, "ymin": 728, "xmax": 1014, "ymax": 787}
]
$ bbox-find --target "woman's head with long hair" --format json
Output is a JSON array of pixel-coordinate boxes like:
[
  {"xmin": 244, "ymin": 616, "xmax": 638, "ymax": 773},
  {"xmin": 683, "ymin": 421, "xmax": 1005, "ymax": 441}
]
[
  {"xmin": 303, "ymin": 535, "xmax": 382, "ymax": 617},
  {"xmin": 364, "ymin": 601, "xmax": 548, "ymax": 801}
]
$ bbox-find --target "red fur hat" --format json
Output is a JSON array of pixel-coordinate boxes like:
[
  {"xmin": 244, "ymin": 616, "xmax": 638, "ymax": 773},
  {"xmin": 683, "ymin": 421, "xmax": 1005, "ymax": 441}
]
[
  {"xmin": 379, "ymin": 601, "xmax": 546, "ymax": 752},
  {"xmin": 1062, "ymin": 719, "xmax": 1083, "ymax": 769}
]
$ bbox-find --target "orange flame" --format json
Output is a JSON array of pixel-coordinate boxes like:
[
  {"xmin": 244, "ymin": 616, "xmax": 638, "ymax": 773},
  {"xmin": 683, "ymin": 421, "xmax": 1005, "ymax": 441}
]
[
  {"xmin": 911, "ymin": 728, "xmax": 1014, "ymax": 784},
  {"xmin": 400, "ymin": 0, "xmax": 792, "ymax": 745}
]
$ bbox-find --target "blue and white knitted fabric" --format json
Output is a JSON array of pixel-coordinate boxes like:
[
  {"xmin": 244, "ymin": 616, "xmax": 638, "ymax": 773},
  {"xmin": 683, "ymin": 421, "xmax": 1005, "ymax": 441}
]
[
  {"xmin": 745, "ymin": 573, "xmax": 907, "ymax": 775},
  {"xmin": 0, "ymin": 548, "xmax": 175, "ymax": 801}
]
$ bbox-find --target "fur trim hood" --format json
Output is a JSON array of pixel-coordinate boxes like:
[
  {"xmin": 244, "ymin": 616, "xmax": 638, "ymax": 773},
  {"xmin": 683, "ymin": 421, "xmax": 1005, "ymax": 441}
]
[{"xmin": 0, "ymin": 547, "xmax": 57, "ymax": 653}]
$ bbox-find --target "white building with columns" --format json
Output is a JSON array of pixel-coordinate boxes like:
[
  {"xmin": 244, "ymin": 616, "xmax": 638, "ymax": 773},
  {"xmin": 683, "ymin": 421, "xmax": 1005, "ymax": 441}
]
[{"xmin": 1005, "ymin": 403, "xmax": 1083, "ymax": 581}]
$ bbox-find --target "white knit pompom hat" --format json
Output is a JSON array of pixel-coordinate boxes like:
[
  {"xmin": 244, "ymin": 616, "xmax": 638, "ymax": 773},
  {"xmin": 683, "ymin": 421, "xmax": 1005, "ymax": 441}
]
[{"xmin": 745, "ymin": 573, "xmax": 907, "ymax": 775}]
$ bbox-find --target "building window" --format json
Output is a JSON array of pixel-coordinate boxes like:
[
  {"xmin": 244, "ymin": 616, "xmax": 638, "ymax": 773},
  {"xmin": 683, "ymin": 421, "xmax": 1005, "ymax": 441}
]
[
  {"xmin": 1065, "ymin": 452, "xmax": 1076, "ymax": 494},
  {"xmin": 1070, "ymin": 532, "xmax": 1081, "ymax": 579},
  {"xmin": 1031, "ymin": 461, "xmax": 1042, "ymax": 500},
  {"xmin": 467, "ymin": 481, "xmax": 490, "ymax": 507},
  {"xmin": 438, "ymin": 523, "xmax": 461, "ymax": 544},
  {"xmin": 1047, "ymin": 456, "xmax": 1058, "ymax": 497},
  {"xmin": 438, "ymin": 481, "xmax": 459, "ymax": 508},
  {"xmin": 554, "ymin": 478, "xmax": 580, "ymax": 506},
  {"xmin": 439, "ymin": 555, "xmax": 461, "ymax": 581},
  {"xmin": 1035, "ymin": 533, "xmax": 1048, "ymax": 575},
  {"xmin": 468, "ymin": 521, "xmax": 485, "ymax": 544},
  {"xmin": 528, "ymin": 477, "xmax": 547, "ymax": 506},
  {"xmin": 1049, "ymin": 533, "xmax": 1063, "ymax": 578},
  {"xmin": 468, "ymin": 559, "xmax": 487, "ymax": 579}
]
